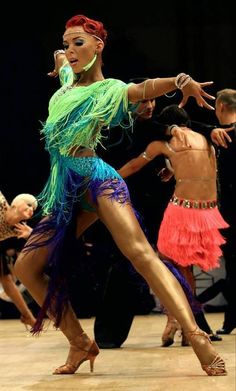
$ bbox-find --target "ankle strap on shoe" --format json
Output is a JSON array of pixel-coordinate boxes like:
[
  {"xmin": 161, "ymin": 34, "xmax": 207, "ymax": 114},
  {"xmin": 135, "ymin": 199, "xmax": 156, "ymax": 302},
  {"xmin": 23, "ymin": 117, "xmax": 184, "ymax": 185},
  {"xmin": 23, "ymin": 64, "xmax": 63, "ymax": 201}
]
[{"xmin": 187, "ymin": 327, "xmax": 211, "ymax": 342}]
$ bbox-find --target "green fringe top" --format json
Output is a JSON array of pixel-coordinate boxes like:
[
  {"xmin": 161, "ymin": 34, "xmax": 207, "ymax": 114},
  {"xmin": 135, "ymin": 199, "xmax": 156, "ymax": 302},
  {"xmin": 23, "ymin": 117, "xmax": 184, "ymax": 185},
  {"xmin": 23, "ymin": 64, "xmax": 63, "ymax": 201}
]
[
  {"xmin": 38, "ymin": 63, "xmax": 137, "ymax": 218},
  {"xmin": 41, "ymin": 63, "xmax": 136, "ymax": 157}
]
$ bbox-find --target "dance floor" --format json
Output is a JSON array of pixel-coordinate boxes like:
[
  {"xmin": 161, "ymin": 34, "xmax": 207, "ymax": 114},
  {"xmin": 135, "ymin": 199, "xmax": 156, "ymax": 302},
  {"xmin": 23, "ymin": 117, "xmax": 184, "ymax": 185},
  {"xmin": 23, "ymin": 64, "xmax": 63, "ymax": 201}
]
[{"xmin": 0, "ymin": 313, "xmax": 235, "ymax": 391}]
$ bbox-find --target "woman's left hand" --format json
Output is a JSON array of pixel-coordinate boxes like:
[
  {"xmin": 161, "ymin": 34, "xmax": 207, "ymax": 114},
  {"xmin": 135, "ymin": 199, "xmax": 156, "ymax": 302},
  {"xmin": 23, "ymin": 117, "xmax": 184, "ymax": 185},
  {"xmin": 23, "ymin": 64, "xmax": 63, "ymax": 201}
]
[{"xmin": 179, "ymin": 79, "xmax": 215, "ymax": 110}]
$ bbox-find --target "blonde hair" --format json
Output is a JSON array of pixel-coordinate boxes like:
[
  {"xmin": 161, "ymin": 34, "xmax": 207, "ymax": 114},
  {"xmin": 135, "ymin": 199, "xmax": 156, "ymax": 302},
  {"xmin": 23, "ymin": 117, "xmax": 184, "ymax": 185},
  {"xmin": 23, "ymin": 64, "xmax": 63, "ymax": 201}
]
[{"xmin": 11, "ymin": 193, "xmax": 38, "ymax": 210}]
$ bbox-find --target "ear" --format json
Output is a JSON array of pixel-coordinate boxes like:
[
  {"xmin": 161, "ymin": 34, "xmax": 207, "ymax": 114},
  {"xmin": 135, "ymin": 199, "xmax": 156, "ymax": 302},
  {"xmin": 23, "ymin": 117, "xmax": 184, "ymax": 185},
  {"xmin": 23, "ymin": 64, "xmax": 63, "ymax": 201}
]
[
  {"xmin": 95, "ymin": 41, "xmax": 104, "ymax": 54},
  {"xmin": 220, "ymin": 102, "xmax": 226, "ymax": 113}
]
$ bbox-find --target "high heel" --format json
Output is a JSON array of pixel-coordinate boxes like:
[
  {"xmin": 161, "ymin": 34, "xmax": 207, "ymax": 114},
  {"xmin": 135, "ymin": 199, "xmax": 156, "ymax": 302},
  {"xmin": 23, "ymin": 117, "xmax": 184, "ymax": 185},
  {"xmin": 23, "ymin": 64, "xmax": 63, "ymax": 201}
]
[
  {"xmin": 162, "ymin": 319, "xmax": 180, "ymax": 347},
  {"xmin": 53, "ymin": 333, "xmax": 99, "ymax": 375},
  {"xmin": 181, "ymin": 331, "xmax": 190, "ymax": 346},
  {"xmin": 187, "ymin": 327, "xmax": 227, "ymax": 376},
  {"xmin": 202, "ymin": 355, "xmax": 227, "ymax": 376}
]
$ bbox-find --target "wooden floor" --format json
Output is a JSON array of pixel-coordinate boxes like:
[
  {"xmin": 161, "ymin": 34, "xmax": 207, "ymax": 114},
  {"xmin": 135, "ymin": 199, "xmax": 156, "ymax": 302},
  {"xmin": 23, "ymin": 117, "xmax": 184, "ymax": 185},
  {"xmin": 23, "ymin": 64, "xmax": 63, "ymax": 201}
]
[{"xmin": 0, "ymin": 313, "xmax": 235, "ymax": 391}]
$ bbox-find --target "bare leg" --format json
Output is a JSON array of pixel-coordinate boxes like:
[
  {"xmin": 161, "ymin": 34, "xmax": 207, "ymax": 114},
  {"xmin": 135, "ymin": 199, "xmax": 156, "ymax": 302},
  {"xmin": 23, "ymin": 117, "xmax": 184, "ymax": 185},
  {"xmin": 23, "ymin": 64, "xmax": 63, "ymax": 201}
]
[
  {"xmin": 96, "ymin": 198, "xmax": 195, "ymax": 330},
  {"xmin": 96, "ymin": 197, "xmax": 226, "ymax": 374},
  {"xmin": 0, "ymin": 274, "xmax": 36, "ymax": 327},
  {"xmin": 75, "ymin": 210, "xmax": 98, "ymax": 238},
  {"xmin": 15, "ymin": 210, "xmax": 98, "ymax": 336},
  {"xmin": 15, "ymin": 202, "xmax": 226, "ymax": 375},
  {"xmin": 14, "ymin": 210, "xmax": 99, "ymax": 374}
]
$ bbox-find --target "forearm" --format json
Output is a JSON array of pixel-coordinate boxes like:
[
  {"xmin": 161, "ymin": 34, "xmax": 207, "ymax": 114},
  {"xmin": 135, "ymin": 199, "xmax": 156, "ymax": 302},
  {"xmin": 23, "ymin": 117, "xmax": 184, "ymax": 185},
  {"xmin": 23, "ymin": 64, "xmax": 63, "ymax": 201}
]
[
  {"xmin": 54, "ymin": 50, "xmax": 67, "ymax": 69},
  {"xmin": 118, "ymin": 163, "xmax": 137, "ymax": 178},
  {"xmin": 128, "ymin": 73, "xmax": 192, "ymax": 103},
  {"xmin": 191, "ymin": 121, "xmax": 236, "ymax": 145},
  {"xmin": 128, "ymin": 74, "xmax": 215, "ymax": 111},
  {"xmin": 49, "ymin": 50, "xmax": 73, "ymax": 86},
  {"xmin": 190, "ymin": 120, "xmax": 214, "ymax": 142},
  {"xmin": 128, "ymin": 77, "xmax": 176, "ymax": 103},
  {"xmin": 118, "ymin": 153, "xmax": 151, "ymax": 178}
]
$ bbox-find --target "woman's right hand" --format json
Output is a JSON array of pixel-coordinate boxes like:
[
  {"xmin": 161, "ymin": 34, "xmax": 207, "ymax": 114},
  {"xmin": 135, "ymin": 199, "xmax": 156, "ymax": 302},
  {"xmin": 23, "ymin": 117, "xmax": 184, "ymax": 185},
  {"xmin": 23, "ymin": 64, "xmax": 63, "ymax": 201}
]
[
  {"xmin": 179, "ymin": 79, "xmax": 215, "ymax": 110},
  {"xmin": 14, "ymin": 223, "xmax": 33, "ymax": 239}
]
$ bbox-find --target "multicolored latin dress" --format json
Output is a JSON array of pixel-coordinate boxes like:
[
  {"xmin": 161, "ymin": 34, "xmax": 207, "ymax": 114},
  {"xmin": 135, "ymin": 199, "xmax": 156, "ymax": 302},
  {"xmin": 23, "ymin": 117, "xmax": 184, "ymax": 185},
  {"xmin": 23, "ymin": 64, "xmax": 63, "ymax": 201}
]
[{"xmin": 24, "ymin": 63, "xmax": 138, "ymax": 332}]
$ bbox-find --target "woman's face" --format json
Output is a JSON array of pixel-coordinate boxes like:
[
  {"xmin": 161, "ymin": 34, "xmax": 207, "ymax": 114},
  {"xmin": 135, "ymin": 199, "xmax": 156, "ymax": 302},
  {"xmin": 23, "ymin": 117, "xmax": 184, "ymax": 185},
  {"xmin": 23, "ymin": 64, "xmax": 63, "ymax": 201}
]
[
  {"xmin": 136, "ymin": 99, "xmax": 156, "ymax": 120},
  {"xmin": 15, "ymin": 201, "xmax": 34, "ymax": 220},
  {"xmin": 63, "ymin": 26, "xmax": 100, "ymax": 73}
]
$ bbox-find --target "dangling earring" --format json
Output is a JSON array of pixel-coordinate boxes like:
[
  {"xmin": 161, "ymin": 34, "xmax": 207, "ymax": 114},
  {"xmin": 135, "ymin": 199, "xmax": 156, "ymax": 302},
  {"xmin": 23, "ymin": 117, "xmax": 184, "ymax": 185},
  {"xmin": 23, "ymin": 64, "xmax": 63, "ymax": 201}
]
[{"xmin": 83, "ymin": 54, "xmax": 97, "ymax": 72}]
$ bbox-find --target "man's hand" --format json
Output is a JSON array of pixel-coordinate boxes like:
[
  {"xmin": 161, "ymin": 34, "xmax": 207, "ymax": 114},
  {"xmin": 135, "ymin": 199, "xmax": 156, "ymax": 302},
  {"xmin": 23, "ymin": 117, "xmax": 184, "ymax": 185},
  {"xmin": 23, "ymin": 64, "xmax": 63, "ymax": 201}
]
[{"xmin": 211, "ymin": 127, "xmax": 233, "ymax": 148}]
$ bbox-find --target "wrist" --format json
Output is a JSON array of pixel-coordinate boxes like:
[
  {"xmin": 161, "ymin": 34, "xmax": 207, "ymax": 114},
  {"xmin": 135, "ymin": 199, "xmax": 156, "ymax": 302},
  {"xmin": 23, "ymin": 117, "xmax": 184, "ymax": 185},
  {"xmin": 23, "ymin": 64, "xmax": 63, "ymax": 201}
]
[
  {"xmin": 175, "ymin": 73, "xmax": 192, "ymax": 90},
  {"xmin": 54, "ymin": 49, "xmax": 65, "ymax": 60}
]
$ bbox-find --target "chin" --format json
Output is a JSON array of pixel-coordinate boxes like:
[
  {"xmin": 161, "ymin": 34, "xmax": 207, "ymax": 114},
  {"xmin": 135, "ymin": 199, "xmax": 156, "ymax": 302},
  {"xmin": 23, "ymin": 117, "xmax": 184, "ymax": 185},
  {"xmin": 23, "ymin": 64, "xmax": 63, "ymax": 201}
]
[{"xmin": 23, "ymin": 213, "xmax": 31, "ymax": 220}]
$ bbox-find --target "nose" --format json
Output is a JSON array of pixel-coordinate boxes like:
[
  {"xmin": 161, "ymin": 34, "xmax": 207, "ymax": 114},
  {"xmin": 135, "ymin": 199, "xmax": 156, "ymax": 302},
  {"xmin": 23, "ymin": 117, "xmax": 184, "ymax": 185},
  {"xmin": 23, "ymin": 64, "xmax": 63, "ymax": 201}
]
[
  {"xmin": 146, "ymin": 101, "xmax": 154, "ymax": 110},
  {"xmin": 67, "ymin": 43, "xmax": 76, "ymax": 53}
]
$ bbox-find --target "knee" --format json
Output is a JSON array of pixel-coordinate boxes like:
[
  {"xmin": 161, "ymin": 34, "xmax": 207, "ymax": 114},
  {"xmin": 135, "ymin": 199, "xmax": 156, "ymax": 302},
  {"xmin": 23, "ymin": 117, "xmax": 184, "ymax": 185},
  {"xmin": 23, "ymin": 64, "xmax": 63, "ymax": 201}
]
[
  {"xmin": 125, "ymin": 243, "xmax": 154, "ymax": 274},
  {"xmin": 1, "ymin": 275, "xmax": 12, "ymax": 293}
]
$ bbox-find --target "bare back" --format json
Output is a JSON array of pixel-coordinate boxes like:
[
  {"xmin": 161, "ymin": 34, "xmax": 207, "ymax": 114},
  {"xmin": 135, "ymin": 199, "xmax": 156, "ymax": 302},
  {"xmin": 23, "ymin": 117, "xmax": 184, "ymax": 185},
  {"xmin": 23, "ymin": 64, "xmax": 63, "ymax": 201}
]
[{"xmin": 166, "ymin": 128, "xmax": 217, "ymax": 200}]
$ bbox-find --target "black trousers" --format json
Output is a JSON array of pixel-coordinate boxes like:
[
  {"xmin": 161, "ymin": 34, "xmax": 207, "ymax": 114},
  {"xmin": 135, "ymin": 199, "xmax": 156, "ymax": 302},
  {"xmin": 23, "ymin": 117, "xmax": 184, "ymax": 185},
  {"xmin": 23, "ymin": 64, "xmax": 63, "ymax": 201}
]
[{"xmin": 94, "ymin": 259, "xmax": 155, "ymax": 347}]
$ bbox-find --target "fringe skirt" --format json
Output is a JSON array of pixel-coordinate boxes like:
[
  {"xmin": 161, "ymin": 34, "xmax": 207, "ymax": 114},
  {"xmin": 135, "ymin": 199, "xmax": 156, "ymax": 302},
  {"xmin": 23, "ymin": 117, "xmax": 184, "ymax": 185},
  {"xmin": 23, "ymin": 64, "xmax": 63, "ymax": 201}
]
[{"xmin": 157, "ymin": 196, "xmax": 229, "ymax": 271}]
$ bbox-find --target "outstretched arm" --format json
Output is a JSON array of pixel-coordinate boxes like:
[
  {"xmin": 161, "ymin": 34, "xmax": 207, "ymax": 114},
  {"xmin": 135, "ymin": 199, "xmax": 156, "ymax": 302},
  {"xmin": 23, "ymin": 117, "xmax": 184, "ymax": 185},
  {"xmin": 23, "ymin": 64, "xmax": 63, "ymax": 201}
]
[
  {"xmin": 128, "ymin": 75, "xmax": 215, "ymax": 110},
  {"xmin": 190, "ymin": 120, "xmax": 233, "ymax": 147},
  {"xmin": 118, "ymin": 141, "xmax": 166, "ymax": 178}
]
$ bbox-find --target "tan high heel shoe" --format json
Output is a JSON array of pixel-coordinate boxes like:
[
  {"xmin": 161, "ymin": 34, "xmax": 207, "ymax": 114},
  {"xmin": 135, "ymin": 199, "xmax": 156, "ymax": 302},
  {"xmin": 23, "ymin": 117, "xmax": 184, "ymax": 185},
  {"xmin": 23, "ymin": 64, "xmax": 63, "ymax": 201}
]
[
  {"xmin": 187, "ymin": 327, "xmax": 227, "ymax": 376},
  {"xmin": 162, "ymin": 319, "xmax": 180, "ymax": 347},
  {"xmin": 53, "ymin": 332, "xmax": 99, "ymax": 375}
]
